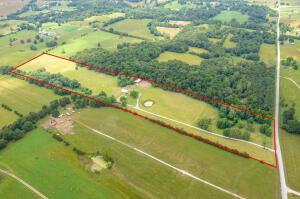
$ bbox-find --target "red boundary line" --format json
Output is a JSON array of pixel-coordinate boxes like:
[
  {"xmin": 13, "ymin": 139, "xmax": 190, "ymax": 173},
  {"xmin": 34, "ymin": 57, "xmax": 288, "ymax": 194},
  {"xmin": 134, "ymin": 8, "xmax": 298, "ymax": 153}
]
[{"xmin": 8, "ymin": 52, "xmax": 278, "ymax": 168}]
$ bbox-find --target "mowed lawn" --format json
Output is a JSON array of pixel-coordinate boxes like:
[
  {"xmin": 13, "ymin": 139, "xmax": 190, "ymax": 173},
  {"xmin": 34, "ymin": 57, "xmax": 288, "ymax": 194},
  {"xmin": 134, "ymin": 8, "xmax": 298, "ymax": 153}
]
[
  {"xmin": 157, "ymin": 51, "xmax": 203, "ymax": 65},
  {"xmin": 260, "ymin": 43, "xmax": 277, "ymax": 66},
  {"xmin": 0, "ymin": 175, "xmax": 39, "ymax": 199},
  {"xmin": 214, "ymin": 11, "xmax": 249, "ymax": 24},
  {"xmin": 107, "ymin": 19, "xmax": 155, "ymax": 40},
  {"xmin": 71, "ymin": 108, "xmax": 280, "ymax": 199},
  {"xmin": 50, "ymin": 30, "xmax": 142, "ymax": 57},
  {"xmin": 20, "ymin": 54, "xmax": 121, "ymax": 96},
  {"xmin": 0, "ymin": 75, "xmax": 59, "ymax": 115}
]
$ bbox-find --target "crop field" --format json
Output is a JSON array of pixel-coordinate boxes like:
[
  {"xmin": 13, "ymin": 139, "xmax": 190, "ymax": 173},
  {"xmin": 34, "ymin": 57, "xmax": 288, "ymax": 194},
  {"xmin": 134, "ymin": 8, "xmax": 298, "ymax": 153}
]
[
  {"xmin": 0, "ymin": 175, "xmax": 39, "ymax": 199},
  {"xmin": 281, "ymin": 39, "xmax": 300, "ymax": 61},
  {"xmin": 0, "ymin": 0, "xmax": 29, "ymax": 16},
  {"xmin": 69, "ymin": 107, "xmax": 280, "ymax": 199},
  {"xmin": 260, "ymin": 43, "xmax": 277, "ymax": 66},
  {"xmin": 156, "ymin": 26, "xmax": 181, "ymax": 38},
  {"xmin": 106, "ymin": 19, "xmax": 155, "ymax": 40},
  {"xmin": 214, "ymin": 11, "xmax": 249, "ymax": 24},
  {"xmin": 0, "ymin": 74, "xmax": 59, "ymax": 115},
  {"xmin": 157, "ymin": 51, "xmax": 203, "ymax": 65}
]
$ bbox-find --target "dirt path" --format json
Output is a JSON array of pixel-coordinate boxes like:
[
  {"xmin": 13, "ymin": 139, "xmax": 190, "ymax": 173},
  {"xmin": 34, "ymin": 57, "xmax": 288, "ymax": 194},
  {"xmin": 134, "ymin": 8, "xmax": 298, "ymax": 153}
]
[
  {"xmin": 287, "ymin": 186, "xmax": 300, "ymax": 196},
  {"xmin": 281, "ymin": 76, "xmax": 300, "ymax": 90},
  {"xmin": 75, "ymin": 120, "xmax": 245, "ymax": 199},
  {"xmin": 0, "ymin": 168, "xmax": 48, "ymax": 199}
]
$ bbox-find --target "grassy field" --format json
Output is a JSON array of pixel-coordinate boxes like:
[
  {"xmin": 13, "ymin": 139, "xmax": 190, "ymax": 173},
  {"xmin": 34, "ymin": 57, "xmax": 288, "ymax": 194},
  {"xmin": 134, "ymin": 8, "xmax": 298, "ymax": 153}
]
[
  {"xmin": 0, "ymin": 74, "xmax": 59, "ymax": 115},
  {"xmin": 214, "ymin": 11, "xmax": 249, "ymax": 24},
  {"xmin": 188, "ymin": 47, "xmax": 208, "ymax": 54},
  {"xmin": 156, "ymin": 26, "xmax": 181, "ymax": 38},
  {"xmin": 107, "ymin": 19, "xmax": 155, "ymax": 40},
  {"xmin": 260, "ymin": 43, "xmax": 277, "ymax": 66},
  {"xmin": 281, "ymin": 67, "xmax": 300, "ymax": 86},
  {"xmin": 281, "ymin": 129, "xmax": 300, "ymax": 191},
  {"xmin": 281, "ymin": 39, "xmax": 300, "ymax": 61},
  {"xmin": 84, "ymin": 12, "xmax": 125, "ymax": 24},
  {"xmin": 0, "ymin": 108, "xmax": 18, "ymax": 128},
  {"xmin": 70, "ymin": 107, "xmax": 280, "ymax": 199},
  {"xmin": 164, "ymin": 0, "xmax": 196, "ymax": 10},
  {"xmin": 20, "ymin": 54, "xmax": 122, "ymax": 96},
  {"xmin": 0, "ymin": 20, "xmax": 27, "ymax": 35},
  {"xmin": 157, "ymin": 51, "xmax": 203, "ymax": 65},
  {"xmin": 0, "ymin": 175, "xmax": 39, "ymax": 199},
  {"xmin": 50, "ymin": 30, "xmax": 142, "ymax": 56},
  {"xmin": 223, "ymin": 34, "xmax": 237, "ymax": 48}
]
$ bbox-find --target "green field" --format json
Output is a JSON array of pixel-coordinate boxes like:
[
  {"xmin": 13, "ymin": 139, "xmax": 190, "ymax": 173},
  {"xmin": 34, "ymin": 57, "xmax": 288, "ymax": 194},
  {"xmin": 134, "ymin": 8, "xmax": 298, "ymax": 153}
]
[
  {"xmin": 0, "ymin": 108, "xmax": 18, "ymax": 128},
  {"xmin": 157, "ymin": 51, "xmax": 203, "ymax": 65},
  {"xmin": 260, "ymin": 43, "xmax": 277, "ymax": 66},
  {"xmin": 281, "ymin": 67, "xmax": 300, "ymax": 86},
  {"xmin": 84, "ymin": 12, "xmax": 125, "ymax": 24},
  {"xmin": 214, "ymin": 11, "xmax": 249, "ymax": 24},
  {"xmin": 0, "ymin": 175, "xmax": 39, "ymax": 199},
  {"xmin": 50, "ymin": 30, "xmax": 142, "ymax": 57},
  {"xmin": 281, "ymin": 78, "xmax": 300, "ymax": 119},
  {"xmin": 188, "ymin": 47, "xmax": 208, "ymax": 54},
  {"xmin": 107, "ymin": 19, "xmax": 155, "ymax": 40},
  {"xmin": 69, "ymin": 107, "xmax": 280, "ymax": 199},
  {"xmin": 0, "ymin": 75, "xmax": 59, "ymax": 115},
  {"xmin": 164, "ymin": 0, "xmax": 196, "ymax": 10},
  {"xmin": 281, "ymin": 39, "xmax": 300, "ymax": 61},
  {"xmin": 223, "ymin": 34, "xmax": 237, "ymax": 48},
  {"xmin": 0, "ymin": 20, "xmax": 26, "ymax": 35}
]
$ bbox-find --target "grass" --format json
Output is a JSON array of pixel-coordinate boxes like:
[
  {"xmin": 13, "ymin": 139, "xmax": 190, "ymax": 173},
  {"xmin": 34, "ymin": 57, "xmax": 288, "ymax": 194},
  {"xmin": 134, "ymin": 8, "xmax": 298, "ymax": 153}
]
[
  {"xmin": 0, "ymin": 20, "xmax": 27, "ymax": 35},
  {"xmin": 156, "ymin": 26, "xmax": 181, "ymax": 38},
  {"xmin": 281, "ymin": 39, "xmax": 300, "ymax": 61},
  {"xmin": 107, "ymin": 19, "xmax": 155, "ymax": 40},
  {"xmin": 84, "ymin": 12, "xmax": 125, "ymax": 24},
  {"xmin": 223, "ymin": 34, "xmax": 237, "ymax": 48},
  {"xmin": 0, "ymin": 175, "xmax": 39, "ymax": 199},
  {"xmin": 259, "ymin": 43, "xmax": 277, "ymax": 66},
  {"xmin": 188, "ymin": 47, "xmax": 208, "ymax": 54},
  {"xmin": 214, "ymin": 11, "xmax": 249, "ymax": 24},
  {"xmin": 20, "ymin": 54, "xmax": 122, "ymax": 96},
  {"xmin": 0, "ymin": 108, "xmax": 18, "ymax": 129},
  {"xmin": 0, "ymin": 74, "xmax": 59, "ymax": 115},
  {"xmin": 157, "ymin": 51, "xmax": 203, "ymax": 65},
  {"xmin": 70, "ymin": 107, "xmax": 280, "ymax": 199},
  {"xmin": 50, "ymin": 30, "xmax": 142, "ymax": 56},
  {"xmin": 281, "ymin": 129, "xmax": 300, "ymax": 191},
  {"xmin": 164, "ymin": 0, "xmax": 196, "ymax": 10},
  {"xmin": 281, "ymin": 67, "xmax": 300, "ymax": 86}
]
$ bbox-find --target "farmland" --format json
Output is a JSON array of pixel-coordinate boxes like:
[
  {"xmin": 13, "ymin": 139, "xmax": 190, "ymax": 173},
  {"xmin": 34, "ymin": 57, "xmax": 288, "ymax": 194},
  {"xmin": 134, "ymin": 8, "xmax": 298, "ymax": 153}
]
[
  {"xmin": 106, "ymin": 19, "xmax": 156, "ymax": 40},
  {"xmin": 281, "ymin": 39, "xmax": 300, "ymax": 61},
  {"xmin": 213, "ymin": 11, "xmax": 249, "ymax": 24},
  {"xmin": 156, "ymin": 26, "xmax": 181, "ymax": 38},
  {"xmin": 157, "ymin": 51, "xmax": 202, "ymax": 65},
  {"xmin": 260, "ymin": 43, "xmax": 277, "ymax": 66}
]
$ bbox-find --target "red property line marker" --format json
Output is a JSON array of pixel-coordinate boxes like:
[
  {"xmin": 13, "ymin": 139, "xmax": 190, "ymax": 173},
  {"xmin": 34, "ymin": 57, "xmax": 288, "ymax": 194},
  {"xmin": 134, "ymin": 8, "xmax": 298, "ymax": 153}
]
[{"xmin": 8, "ymin": 52, "xmax": 277, "ymax": 168}]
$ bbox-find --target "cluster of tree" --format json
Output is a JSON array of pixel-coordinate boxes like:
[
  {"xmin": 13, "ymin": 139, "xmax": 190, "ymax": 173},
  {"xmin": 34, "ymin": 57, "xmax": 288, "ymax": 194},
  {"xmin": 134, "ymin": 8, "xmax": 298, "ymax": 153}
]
[
  {"xmin": 147, "ymin": 22, "xmax": 163, "ymax": 37},
  {"xmin": 1, "ymin": 104, "xmax": 23, "ymax": 117},
  {"xmin": 117, "ymin": 76, "xmax": 135, "ymax": 87},
  {"xmin": 103, "ymin": 17, "xmax": 126, "ymax": 27},
  {"xmin": 71, "ymin": 42, "xmax": 274, "ymax": 124},
  {"xmin": 223, "ymin": 128, "xmax": 250, "ymax": 141},
  {"xmin": 281, "ymin": 57, "xmax": 298, "ymax": 70},
  {"xmin": 0, "ymin": 97, "xmax": 71, "ymax": 150},
  {"xmin": 197, "ymin": 118, "xmax": 212, "ymax": 130},
  {"xmin": 46, "ymin": 40, "xmax": 58, "ymax": 48},
  {"xmin": 282, "ymin": 106, "xmax": 300, "ymax": 134}
]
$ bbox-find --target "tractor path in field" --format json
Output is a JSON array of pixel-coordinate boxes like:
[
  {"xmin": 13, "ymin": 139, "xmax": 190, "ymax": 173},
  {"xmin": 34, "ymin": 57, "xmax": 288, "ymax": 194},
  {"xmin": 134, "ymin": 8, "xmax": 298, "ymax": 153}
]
[
  {"xmin": 281, "ymin": 76, "xmax": 300, "ymax": 90},
  {"xmin": 0, "ymin": 168, "xmax": 48, "ymax": 199},
  {"xmin": 75, "ymin": 120, "xmax": 246, "ymax": 199}
]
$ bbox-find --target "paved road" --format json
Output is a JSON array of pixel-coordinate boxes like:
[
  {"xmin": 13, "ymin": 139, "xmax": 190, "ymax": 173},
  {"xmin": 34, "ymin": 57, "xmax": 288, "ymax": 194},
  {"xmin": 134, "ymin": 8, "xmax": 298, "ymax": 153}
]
[
  {"xmin": 75, "ymin": 120, "xmax": 246, "ymax": 199},
  {"xmin": 0, "ymin": 168, "xmax": 48, "ymax": 199},
  {"xmin": 275, "ymin": 2, "xmax": 288, "ymax": 199}
]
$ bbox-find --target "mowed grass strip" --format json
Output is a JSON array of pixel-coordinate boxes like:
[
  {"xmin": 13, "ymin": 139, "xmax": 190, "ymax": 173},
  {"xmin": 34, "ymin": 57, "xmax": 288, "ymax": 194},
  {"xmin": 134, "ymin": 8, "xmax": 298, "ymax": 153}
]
[
  {"xmin": 214, "ymin": 11, "xmax": 249, "ymax": 24},
  {"xmin": 0, "ymin": 75, "xmax": 59, "ymax": 115},
  {"xmin": 157, "ymin": 51, "xmax": 203, "ymax": 65},
  {"xmin": 72, "ymin": 108, "xmax": 280, "ymax": 199},
  {"xmin": 106, "ymin": 19, "xmax": 155, "ymax": 40},
  {"xmin": 20, "ymin": 54, "xmax": 121, "ymax": 96},
  {"xmin": 0, "ymin": 175, "xmax": 39, "ymax": 199}
]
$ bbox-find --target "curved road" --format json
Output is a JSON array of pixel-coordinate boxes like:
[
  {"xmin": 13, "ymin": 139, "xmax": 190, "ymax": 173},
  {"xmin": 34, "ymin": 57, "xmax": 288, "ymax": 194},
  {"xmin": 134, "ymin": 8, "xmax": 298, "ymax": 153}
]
[{"xmin": 0, "ymin": 168, "xmax": 48, "ymax": 199}]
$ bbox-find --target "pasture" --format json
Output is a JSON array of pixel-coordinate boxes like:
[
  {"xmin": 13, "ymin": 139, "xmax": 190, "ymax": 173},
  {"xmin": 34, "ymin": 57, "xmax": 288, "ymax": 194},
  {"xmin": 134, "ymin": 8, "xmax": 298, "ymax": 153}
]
[
  {"xmin": 156, "ymin": 26, "xmax": 181, "ymax": 38},
  {"xmin": 20, "ymin": 54, "xmax": 122, "ymax": 96},
  {"xmin": 281, "ymin": 39, "xmax": 300, "ymax": 61},
  {"xmin": 281, "ymin": 67, "xmax": 300, "ymax": 86},
  {"xmin": 0, "ymin": 75, "xmax": 59, "ymax": 115},
  {"xmin": 84, "ymin": 12, "xmax": 125, "ymax": 25},
  {"xmin": 71, "ymin": 107, "xmax": 280, "ymax": 199},
  {"xmin": 106, "ymin": 19, "xmax": 155, "ymax": 40},
  {"xmin": 259, "ymin": 43, "xmax": 277, "ymax": 66},
  {"xmin": 188, "ymin": 47, "xmax": 208, "ymax": 54},
  {"xmin": 280, "ymin": 78, "xmax": 300, "ymax": 119},
  {"xmin": 214, "ymin": 11, "xmax": 249, "ymax": 24},
  {"xmin": 0, "ymin": 108, "xmax": 18, "ymax": 129},
  {"xmin": 0, "ymin": 20, "xmax": 27, "ymax": 35},
  {"xmin": 157, "ymin": 51, "xmax": 203, "ymax": 65}
]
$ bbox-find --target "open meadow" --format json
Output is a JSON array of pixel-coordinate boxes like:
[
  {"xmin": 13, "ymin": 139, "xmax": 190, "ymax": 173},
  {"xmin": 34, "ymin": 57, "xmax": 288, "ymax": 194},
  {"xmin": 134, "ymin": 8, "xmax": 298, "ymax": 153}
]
[
  {"xmin": 260, "ymin": 43, "xmax": 277, "ymax": 66},
  {"xmin": 213, "ymin": 11, "xmax": 249, "ymax": 24},
  {"xmin": 157, "ymin": 51, "xmax": 203, "ymax": 65}
]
